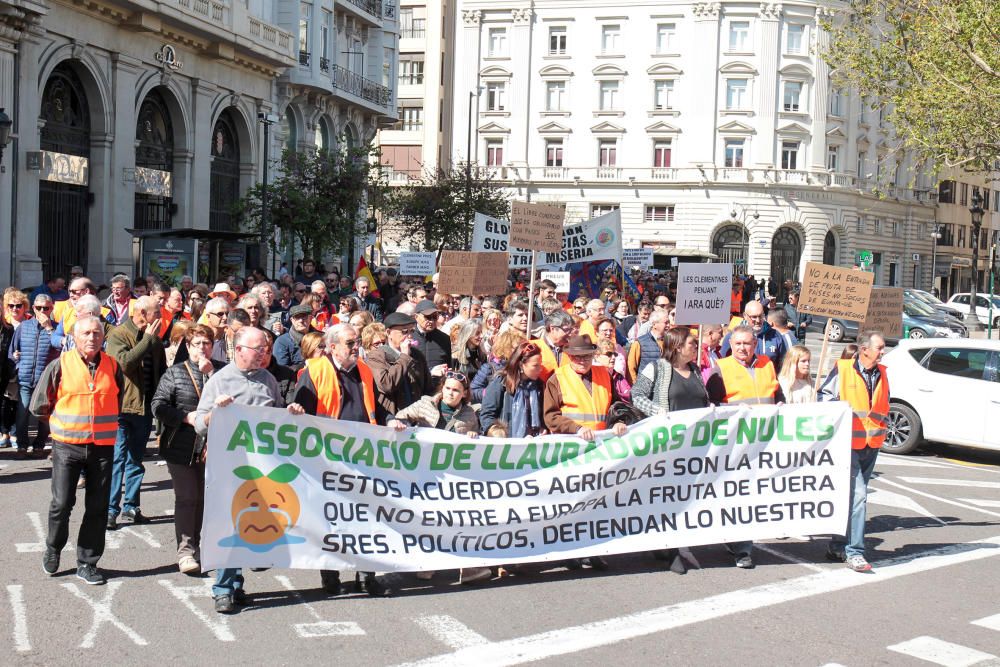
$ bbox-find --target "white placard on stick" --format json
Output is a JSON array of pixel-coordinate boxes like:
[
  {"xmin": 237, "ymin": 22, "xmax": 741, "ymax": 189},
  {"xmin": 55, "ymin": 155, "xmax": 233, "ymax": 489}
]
[
  {"xmin": 623, "ymin": 247, "xmax": 654, "ymax": 268},
  {"xmin": 398, "ymin": 252, "xmax": 437, "ymax": 276},
  {"xmin": 540, "ymin": 271, "xmax": 571, "ymax": 293},
  {"xmin": 675, "ymin": 263, "xmax": 733, "ymax": 325}
]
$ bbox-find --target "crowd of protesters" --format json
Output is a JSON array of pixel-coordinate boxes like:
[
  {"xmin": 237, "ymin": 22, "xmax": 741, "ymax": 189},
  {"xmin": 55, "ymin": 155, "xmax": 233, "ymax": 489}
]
[{"xmin": 7, "ymin": 258, "xmax": 888, "ymax": 612}]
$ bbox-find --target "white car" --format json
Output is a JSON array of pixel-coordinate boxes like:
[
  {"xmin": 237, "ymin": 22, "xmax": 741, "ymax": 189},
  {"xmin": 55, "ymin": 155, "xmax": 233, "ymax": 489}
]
[
  {"xmin": 945, "ymin": 292, "xmax": 1000, "ymax": 328},
  {"xmin": 881, "ymin": 338, "xmax": 1000, "ymax": 454}
]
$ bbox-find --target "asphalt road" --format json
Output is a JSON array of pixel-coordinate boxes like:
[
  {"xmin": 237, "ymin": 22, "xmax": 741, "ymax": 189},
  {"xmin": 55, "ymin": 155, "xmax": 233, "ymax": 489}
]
[{"xmin": 2, "ymin": 433, "xmax": 999, "ymax": 666}]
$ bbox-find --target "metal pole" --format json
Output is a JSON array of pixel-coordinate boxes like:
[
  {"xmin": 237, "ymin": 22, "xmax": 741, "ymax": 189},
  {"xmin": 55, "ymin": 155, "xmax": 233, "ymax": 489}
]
[
  {"xmin": 262, "ymin": 119, "xmax": 271, "ymax": 278},
  {"xmin": 930, "ymin": 226, "xmax": 938, "ymax": 295},
  {"xmin": 466, "ymin": 91, "xmax": 474, "ymax": 250}
]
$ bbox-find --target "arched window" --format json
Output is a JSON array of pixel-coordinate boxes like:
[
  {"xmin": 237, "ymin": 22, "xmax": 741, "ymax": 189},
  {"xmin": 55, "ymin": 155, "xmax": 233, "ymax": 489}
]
[
  {"xmin": 823, "ymin": 230, "xmax": 837, "ymax": 266},
  {"xmin": 770, "ymin": 227, "xmax": 803, "ymax": 301},
  {"xmin": 712, "ymin": 224, "xmax": 748, "ymax": 269},
  {"xmin": 210, "ymin": 110, "xmax": 241, "ymax": 231},
  {"xmin": 134, "ymin": 89, "xmax": 175, "ymax": 230}
]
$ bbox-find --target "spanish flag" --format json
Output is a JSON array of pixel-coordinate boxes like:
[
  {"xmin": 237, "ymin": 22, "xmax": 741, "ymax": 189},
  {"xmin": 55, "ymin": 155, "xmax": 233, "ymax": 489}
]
[{"xmin": 354, "ymin": 257, "xmax": 380, "ymax": 298}]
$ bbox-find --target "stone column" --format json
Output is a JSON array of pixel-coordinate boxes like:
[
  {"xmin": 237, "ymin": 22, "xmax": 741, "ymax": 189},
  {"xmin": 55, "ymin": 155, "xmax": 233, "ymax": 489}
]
[
  {"xmin": 189, "ymin": 79, "xmax": 217, "ymax": 230},
  {"xmin": 809, "ymin": 7, "xmax": 833, "ymax": 170},
  {"xmin": 11, "ymin": 22, "xmax": 44, "ymax": 287},
  {"xmin": 508, "ymin": 6, "xmax": 533, "ymax": 166},
  {"xmin": 688, "ymin": 2, "xmax": 721, "ymax": 165},
  {"xmin": 457, "ymin": 9, "xmax": 482, "ymax": 164},
  {"xmin": 0, "ymin": 36, "xmax": 16, "ymax": 284},
  {"xmin": 106, "ymin": 52, "xmax": 142, "ymax": 281},
  {"xmin": 753, "ymin": 2, "xmax": 781, "ymax": 167}
]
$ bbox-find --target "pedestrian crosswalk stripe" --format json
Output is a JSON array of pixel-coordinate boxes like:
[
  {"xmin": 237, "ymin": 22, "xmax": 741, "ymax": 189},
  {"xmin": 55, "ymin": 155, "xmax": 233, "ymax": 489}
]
[
  {"xmin": 414, "ymin": 615, "xmax": 490, "ymax": 650},
  {"xmin": 957, "ymin": 498, "xmax": 1000, "ymax": 509},
  {"xmin": 898, "ymin": 476, "xmax": 1000, "ymax": 490},
  {"xmin": 971, "ymin": 613, "xmax": 1000, "ymax": 632},
  {"xmin": 887, "ymin": 636, "xmax": 997, "ymax": 666}
]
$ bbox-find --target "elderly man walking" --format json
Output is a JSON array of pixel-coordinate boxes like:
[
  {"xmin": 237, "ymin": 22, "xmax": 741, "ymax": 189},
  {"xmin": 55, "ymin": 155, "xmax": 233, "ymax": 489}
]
[
  {"xmin": 32, "ymin": 316, "xmax": 124, "ymax": 585},
  {"xmin": 105, "ymin": 296, "xmax": 165, "ymax": 530}
]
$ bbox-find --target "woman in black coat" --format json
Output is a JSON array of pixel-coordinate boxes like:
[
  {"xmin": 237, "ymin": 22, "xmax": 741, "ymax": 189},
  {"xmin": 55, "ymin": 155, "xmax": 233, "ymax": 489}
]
[{"xmin": 151, "ymin": 324, "xmax": 224, "ymax": 575}]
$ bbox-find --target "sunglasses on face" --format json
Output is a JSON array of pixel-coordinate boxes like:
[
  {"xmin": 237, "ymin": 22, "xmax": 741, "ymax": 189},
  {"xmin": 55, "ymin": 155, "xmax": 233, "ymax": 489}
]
[
  {"xmin": 34, "ymin": 305, "xmax": 52, "ymax": 312},
  {"xmin": 6, "ymin": 303, "xmax": 24, "ymax": 310}
]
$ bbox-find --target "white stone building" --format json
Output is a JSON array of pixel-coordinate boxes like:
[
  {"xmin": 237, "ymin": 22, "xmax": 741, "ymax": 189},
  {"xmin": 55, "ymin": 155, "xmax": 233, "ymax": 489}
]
[
  {"xmin": 0, "ymin": 0, "xmax": 397, "ymax": 287},
  {"xmin": 450, "ymin": 0, "xmax": 947, "ymax": 295}
]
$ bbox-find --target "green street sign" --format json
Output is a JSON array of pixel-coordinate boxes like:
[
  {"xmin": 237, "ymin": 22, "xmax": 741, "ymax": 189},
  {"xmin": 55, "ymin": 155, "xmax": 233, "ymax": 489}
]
[{"xmin": 857, "ymin": 250, "xmax": 873, "ymax": 265}]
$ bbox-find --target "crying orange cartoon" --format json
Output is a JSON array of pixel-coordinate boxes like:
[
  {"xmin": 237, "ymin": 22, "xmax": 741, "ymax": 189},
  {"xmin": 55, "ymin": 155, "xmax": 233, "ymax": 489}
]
[{"xmin": 219, "ymin": 463, "xmax": 306, "ymax": 552}]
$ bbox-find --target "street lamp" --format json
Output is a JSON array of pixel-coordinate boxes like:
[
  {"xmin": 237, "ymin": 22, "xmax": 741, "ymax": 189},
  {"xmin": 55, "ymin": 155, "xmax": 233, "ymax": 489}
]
[
  {"xmin": 929, "ymin": 224, "xmax": 942, "ymax": 295},
  {"xmin": 965, "ymin": 191, "xmax": 985, "ymax": 331},
  {"xmin": 0, "ymin": 108, "xmax": 12, "ymax": 166}
]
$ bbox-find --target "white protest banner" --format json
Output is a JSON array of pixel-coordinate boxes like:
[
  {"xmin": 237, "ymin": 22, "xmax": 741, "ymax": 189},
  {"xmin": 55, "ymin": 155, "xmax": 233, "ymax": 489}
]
[
  {"xmin": 540, "ymin": 271, "xmax": 570, "ymax": 293},
  {"xmin": 623, "ymin": 247, "xmax": 654, "ymax": 269},
  {"xmin": 472, "ymin": 210, "xmax": 623, "ymax": 269},
  {"xmin": 675, "ymin": 263, "xmax": 733, "ymax": 325},
  {"xmin": 202, "ymin": 402, "xmax": 851, "ymax": 572},
  {"xmin": 398, "ymin": 252, "xmax": 437, "ymax": 277}
]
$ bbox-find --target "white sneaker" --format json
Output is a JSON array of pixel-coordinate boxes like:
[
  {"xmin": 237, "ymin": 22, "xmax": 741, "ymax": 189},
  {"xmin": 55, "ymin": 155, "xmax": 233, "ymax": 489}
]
[
  {"xmin": 178, "ymin": 556, "xmax": 200, "ymax": 574},
  {"xmin": 846, "ymin": 555, "xmax": 872, "ymax": 572}
]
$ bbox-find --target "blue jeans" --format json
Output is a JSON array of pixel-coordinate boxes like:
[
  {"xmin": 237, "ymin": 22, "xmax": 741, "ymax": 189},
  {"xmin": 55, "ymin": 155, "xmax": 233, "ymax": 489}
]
[
  {"xmin": 107, "ymin": 413, "xmax": 154, "ymax": 517},
  {"xmin": 832, "ymin": 447, "xmax": 880, "ymax": 558},
  {"xmin": 16, "ymin": 385, "xmax": 49, "ymax": 450},
  {"xmin": 213, "ymin": 568, "xmax": 244, "ymax": 598}
]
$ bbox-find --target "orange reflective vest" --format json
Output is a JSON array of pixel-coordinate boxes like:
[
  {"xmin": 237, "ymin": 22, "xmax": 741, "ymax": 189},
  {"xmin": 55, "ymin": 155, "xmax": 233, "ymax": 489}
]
[
  {"xmin": 304, "ymin": 356, "xmax": 377, "ymax": 424},
  {"xmin": 312, "ymin": 311, "xmax": 339, "ymax": 332},
  {"xmin": 578, "ymin": 319, "xmax": 598, "ymax": 344},
  {"xmin": 836, "ymin": 359, "xmax": 890, "ymax": 450},
  {"xmin": 49, "ymin": 351, "xmax": 120, "ymax": 446},
  {"xmin": 730, "ymin": 289, "xmax": 742, "ymax": 315},
  {"xmin": 717, "ymin": 355, "xmax": 779, "ymax": 405},
  {"xmin": 531, "ymin": 337, "xmax": 569, "ymax": 382},
  {"xmin": 554, "ymin": 364, "xmax": 612, "ymax": 429}
]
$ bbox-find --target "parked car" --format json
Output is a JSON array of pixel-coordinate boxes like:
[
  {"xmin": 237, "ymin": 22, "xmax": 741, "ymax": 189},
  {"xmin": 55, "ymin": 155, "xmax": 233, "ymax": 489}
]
[
  {"xmin": 903, "ymin": 288, "xmax": 964, "ymax": 320},
  {"xmin": 945, "ymin": 292, "xmax": 1000, "ymax": 328},
  {"xmin": 807, "ymin": 297, "xmax": 967, "ymax": 343},
  {"xmin": 882, "ymin": 339, "xmax": 1000, "ymax": 454}
]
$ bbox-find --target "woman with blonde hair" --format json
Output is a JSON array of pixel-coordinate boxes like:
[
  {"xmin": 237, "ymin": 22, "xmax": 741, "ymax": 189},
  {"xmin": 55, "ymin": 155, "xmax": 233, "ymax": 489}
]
[
  {"xmin": 1, "ymin": 288, "xmax": 30, "ymax": 450},
  {"xmin": 480, "ymin": 307, "xmax": 503, "ymax": 356},
  {"xmin": 359, "ymin": 322, "xmax": 387, "ymax": 361},
  {"xmin": 778, "ymin": 344, "xmax": 816, "ymax": 403}
]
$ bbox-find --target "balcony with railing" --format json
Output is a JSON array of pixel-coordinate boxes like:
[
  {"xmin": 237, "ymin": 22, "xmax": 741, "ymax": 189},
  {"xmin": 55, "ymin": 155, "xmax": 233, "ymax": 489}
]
[
  {"xmin": 162, "ymin": 0, "xmax": 295, "ymax": 67},
  {"xmin": 331, "ymin": 64, "xmax": 392, "ymax": 111},
  {"xmin": 335, "ymin": 0, "xmax": 383, "ymax": 24}
]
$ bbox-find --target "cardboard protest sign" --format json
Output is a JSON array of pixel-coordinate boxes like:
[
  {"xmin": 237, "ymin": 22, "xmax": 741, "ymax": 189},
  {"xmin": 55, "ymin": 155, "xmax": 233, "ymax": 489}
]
[
  {"xmin": 861, "ymin": 287, "xmax": 904, "ymax": 338},
  {"xmin": 623, "ymin": 248, "xmax": 654, "ymax": 268},
  {"xmin": 437, "ymin": 250, "xmax": 508, "ymax": 295},
  {"xmin": 798, "ymin": 262, "xmax": 874, "ymax": 321},
  {"xmin": 675, "ymin": 263, "xmax": 733, "ymax": 325},
  {"xmin": 510, "ymin": 201, "xmax": 565, "ymax": 253}
]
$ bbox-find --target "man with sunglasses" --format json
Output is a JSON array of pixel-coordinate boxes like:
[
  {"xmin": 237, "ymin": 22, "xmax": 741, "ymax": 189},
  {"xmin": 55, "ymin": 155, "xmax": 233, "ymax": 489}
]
[
  {"xmin": 10, "ymin": 296, "xmax": 60, "ymax": 458},
  {"xmin": 365, "ymin": 311, "xmax": 430, "ymax": 415},
  {"xmin": 293, "ymin": 323, "xmax": 405, "ymax": 598},
  {"xmin": 531, "ymin": 310, "xmax": 574, "ymax": 382},
  {"xmin": 412, "ymin": 300, "xmax": 451, "ymax": 379},
  {"xmin": 103, "ymin": 274, "xmax": 135, "ymax": 326},
  {"xmin": 53, "ymin": 277, "xmax": 110, "ymax": 331},
  {"xmin": 719, "ymin": 300, "xmax": 787, "ymax": 370}
]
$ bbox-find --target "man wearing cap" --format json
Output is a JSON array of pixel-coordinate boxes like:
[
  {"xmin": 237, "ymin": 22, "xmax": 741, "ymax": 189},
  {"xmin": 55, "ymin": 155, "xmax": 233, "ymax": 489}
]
[
  {"xmin": 273, "ymin": 304, "xmax": 313, "ymax": 371},
  {"xmin": 366, "ymin": 311, "xmax": 430, "ymax": 414},
  {"xmin": 293, "ymin": 323, "xmax": 405, "ymax": 597},
  {"xmin": 411, "ymin": 300, "xmax": 450, "ymax": 378},
  {"xmin": 208, "ymin": 283, "xmax": 237, "ymax": 305},
  {"xmin": 706, "ymin": 324, "xmax": 784, "ymax": 569},
  {"xmin": 783, "ymin": 289, "xmax": 811, "ymax": 342},
  {"xmin": 543, "ymin": 334, "xmax": 627, "ymax": 571},
  {"xmin": 531, "ymin": 310, "xmax": 573, "ymax": 382}
]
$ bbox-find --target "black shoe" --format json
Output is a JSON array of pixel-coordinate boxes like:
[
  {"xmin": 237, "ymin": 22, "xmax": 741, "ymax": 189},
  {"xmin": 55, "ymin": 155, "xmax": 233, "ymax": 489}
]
[
  {"xmin": 106, "ymin": 514, "xmax": 117, "ymax": 531},
  {"xmin": 232, "ymin": 588, "xmax": 248, "ymax": 606},
  {"xmin": 320, "ymin": 570, "xmax": 341, "ymax": 595},
  {"xmin": 42, "ymin": 548, "xmax": 60, "ymax": 576},
  {"xmin": 825, "ymin": 547, "xmax": 846, "ymax": 563},
  {"xmin": 364, "ymin": 573, "xmax": 392, "ymax": 598},
  {"xmin": 735, "ymin": 555, "xmax": 754, "ymax": 569},
  {"xmin": 587, "ymin": 556, "xmax": 609, "ymax": 571},
  {"xmin": 121, "ymin": 508, "xmax": 150, "ymax": 525},
  {"xmin": 76, "ymin": 564, "xmax": 105, "ymax": 585},
  {"xmin": 563, "ymin": 558, "xmax": 583, "ymax": 570},
  {"xmin": 214, "ymin": 594, "xmax": 235, "ymax": 614}
]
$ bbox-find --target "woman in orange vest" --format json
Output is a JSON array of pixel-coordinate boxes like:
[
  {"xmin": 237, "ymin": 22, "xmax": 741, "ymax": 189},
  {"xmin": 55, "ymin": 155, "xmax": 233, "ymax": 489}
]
[{"xmin": 31, "ymin": 315, "xmax": 123, "ymax": 585}]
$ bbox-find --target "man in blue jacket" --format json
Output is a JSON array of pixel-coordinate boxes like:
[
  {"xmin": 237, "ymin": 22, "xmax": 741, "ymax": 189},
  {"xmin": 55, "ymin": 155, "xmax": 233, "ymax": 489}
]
[
  {"xmin": 720, "ymin": 300, "xmax": 787, "ymax": 370},
  {"xmin": 9, "ymin": 294, "xmax": 60, "ymax": 458}
]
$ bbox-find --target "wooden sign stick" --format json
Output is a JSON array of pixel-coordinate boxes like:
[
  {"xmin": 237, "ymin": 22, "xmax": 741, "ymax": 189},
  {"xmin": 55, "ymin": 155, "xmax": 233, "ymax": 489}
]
[{"xmin": 813, "ymin": 318, "xmax": 833, "ymax": 392}]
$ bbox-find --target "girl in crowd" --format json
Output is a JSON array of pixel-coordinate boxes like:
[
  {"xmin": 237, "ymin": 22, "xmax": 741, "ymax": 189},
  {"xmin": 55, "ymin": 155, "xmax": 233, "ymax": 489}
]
[
  {"xmin": 778, "ymin": 344, "xmax": 816, "ymax": 403},
  {"xmin": 338, "ymin": 295, "xmax": 358, "ymax": 320},
  {"xmin": 470, "ymin": 329, "xmax": 525, "ymax": 404},
  {"xmin": 613, "ymin": 300, "xmax": 631, "ymax": 324},
  {"xmin": 480, "ymin": 308, "xmax": 503, "ymax": 357},
  {"xmin": 360, "ymin": 323, "xmax": 387, "ymax": 362},
  {"xmin": 452, "ymin": 319, "xmax": 485, "ymax": 380},
  {"xmin": 479, "ymin": 341, "xmax": 546, "ymax": 437}
]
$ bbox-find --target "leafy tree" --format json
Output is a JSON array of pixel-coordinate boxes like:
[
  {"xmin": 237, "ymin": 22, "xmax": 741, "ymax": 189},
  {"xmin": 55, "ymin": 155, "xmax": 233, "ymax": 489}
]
[
  {"xmin": 823, "ymin": 0, "xmax": 1000, "ymax": 172},
  {"xmin": 385, "ymin": 164, "xmax": 511, "ymax": 251},
  {"xmin": 237, "ymin": 143, "xmax": 388, "ymax": 262}
]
